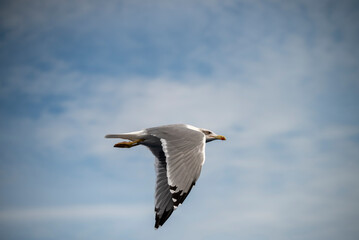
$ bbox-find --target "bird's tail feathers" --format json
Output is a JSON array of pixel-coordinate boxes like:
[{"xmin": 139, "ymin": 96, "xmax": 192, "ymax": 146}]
[{"xmin": 105, "ymin": 130, "xmax": 145, "ymax": 141}]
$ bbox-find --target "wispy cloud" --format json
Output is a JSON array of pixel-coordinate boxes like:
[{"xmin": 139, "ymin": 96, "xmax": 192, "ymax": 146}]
[{"xmin": 0, "ymin": 204, "xmax": 150, "ymax": 222}]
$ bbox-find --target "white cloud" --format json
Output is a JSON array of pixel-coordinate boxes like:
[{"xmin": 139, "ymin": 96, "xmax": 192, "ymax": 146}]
[{"xmin": 0, "ymin": 204, "xmax": 150, "ymax": 222}]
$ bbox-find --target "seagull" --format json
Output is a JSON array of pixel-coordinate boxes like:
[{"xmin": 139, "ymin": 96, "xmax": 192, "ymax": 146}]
[{"xmin": 105, "ymin": 124, "xmax": 226, "ymax": 229}]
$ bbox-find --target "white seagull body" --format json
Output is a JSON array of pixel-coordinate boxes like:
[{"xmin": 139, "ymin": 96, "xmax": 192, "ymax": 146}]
[{"xmin": 105, "ymin": 124, "xmax": 226, "ymax": 228}]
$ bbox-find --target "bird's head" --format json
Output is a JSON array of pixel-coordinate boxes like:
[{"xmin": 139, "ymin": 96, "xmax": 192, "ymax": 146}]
[{"xmin": 200, "ymin": 128, "xmax": 226, "ymax": 142}]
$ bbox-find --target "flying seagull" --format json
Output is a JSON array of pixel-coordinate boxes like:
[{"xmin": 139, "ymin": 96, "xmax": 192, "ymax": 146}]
[{"xmin": 105, "ymin": 124, "xmax": 226, "ymax": 228}]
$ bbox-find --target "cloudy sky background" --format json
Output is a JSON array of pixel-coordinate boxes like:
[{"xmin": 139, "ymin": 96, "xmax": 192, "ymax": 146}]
[{"xmin": 1, "ymin": 0, "xmax": 359, "ymax": 239}]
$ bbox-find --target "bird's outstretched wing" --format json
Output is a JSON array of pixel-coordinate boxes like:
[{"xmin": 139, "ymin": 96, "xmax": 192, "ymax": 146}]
[
  {"xmin": 147, "ymin": 125, "xmax": 205, "ymax": 228},
  {"xmin": 148, "ymin": 145, "xmax": 175, "ymax": 229}
]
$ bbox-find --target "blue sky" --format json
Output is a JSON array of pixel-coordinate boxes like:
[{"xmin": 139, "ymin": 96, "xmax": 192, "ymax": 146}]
[{"xmin": 1, "ymin": 0, "xmax": 359, "ymax": 239}]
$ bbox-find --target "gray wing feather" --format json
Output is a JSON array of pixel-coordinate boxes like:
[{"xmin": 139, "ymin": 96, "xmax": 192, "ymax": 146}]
[{"xmin": 147, "ymin": 144, "xmax": 174, "ymax": 229}]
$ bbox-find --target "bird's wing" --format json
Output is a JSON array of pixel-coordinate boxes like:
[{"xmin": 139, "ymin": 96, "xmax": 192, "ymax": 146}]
[
  {"xmin": 148, "ymin": 146, "xmax": 175, "ymax": 229},
  {"xmin": 147, "ymin": 125, "xmax": 205, "ymax": 214}
]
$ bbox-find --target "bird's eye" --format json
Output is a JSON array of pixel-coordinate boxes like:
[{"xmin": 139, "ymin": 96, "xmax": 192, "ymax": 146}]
[{"xmin": 203, "ymin": 130, "xmax": 212, "ymax": 135}]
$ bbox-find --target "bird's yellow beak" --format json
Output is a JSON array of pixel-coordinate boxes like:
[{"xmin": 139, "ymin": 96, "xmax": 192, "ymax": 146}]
[{"xmin": 216, "ymin": 135, "xmax": 226, "ymax": 140}]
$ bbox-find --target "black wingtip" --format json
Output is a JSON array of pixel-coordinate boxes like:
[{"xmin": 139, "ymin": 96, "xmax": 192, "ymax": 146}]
[
  {"xmin": 154, "ymin": 208, "xmax": 174, "ymax": 229},
  {"xmin": 154, "ymin": 182, "xmax": 196, "ymax": 229}
]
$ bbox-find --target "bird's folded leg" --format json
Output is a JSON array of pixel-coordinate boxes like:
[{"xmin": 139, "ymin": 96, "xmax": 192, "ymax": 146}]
[{"xmin": 114, "ymin": 139, "xmax": 144, "ymax": 148}]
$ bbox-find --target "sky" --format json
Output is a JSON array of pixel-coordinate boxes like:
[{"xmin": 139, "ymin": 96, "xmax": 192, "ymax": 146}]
[{"xmin": 0, "ymin": 0, "xmax": 359, "ymax": 239}]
